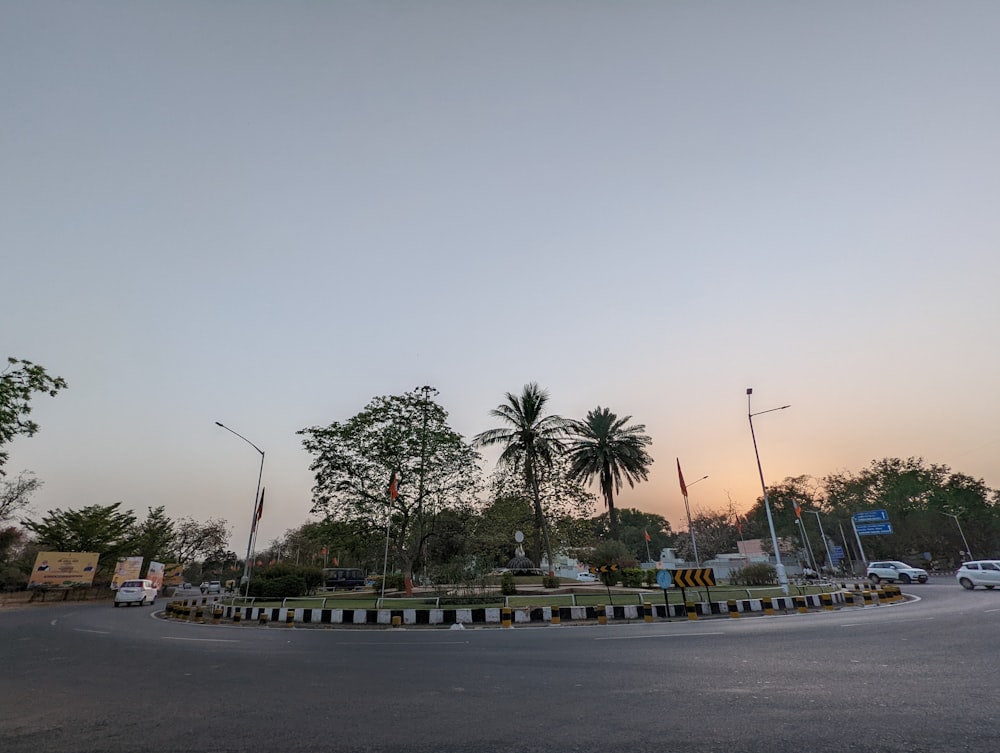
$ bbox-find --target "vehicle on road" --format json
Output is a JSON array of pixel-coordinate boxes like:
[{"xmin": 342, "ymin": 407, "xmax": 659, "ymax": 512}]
[
  {"xmin": 956, "ymin": 560, "xmax": 1000, "ymax": 590},
  {"xmin": 322, "ymin": 567, "xmax": 366, "ymax": 590},
  {"xmin": 866, "ymin": 561, "xmax": 929, "ymax": 584},
  {"xmin": 205, "ymin": 581, "xmax": 223, "ymax": 594},
  {"xmin": 576, "ymin": 572, "xmax": 599, "ymax": 582},
  {"xmin": 114, "ymin": 579, "xmax": 158, "ymax": 607}
]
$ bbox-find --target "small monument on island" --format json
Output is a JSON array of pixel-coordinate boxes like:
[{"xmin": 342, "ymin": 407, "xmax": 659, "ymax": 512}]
[{"xmin": 506, "ymin": 530, "xmax": 536, "ymax": 574}]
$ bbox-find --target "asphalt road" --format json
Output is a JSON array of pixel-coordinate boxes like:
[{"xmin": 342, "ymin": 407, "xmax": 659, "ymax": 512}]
[{"xmin": 2, "ymin": 581, "xmax": 997, "ymax": 753}]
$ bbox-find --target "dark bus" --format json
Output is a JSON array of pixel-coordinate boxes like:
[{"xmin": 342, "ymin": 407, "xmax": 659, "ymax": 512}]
[{"xmin": 322, "ymin": 567, "xmax": 366, "ymax": 590}]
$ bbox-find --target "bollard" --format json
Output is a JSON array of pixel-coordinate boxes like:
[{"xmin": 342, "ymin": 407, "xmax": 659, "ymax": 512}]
[
  {"xmin": 194, "ymin": 605, "xmax": 205, "ymax": 623},
  {"xmin": 643, "ymin": 602, "xmax": 653, "ymax": 623},
  {"xmin": 391, "ymin": 615, "xmax": 402, "ymax": 627},
  {"xmin": 233, "ymin": 607, "xmax": 242, "ymax": 624},
  {"xmin": 551, "ymin": 606, "xmax": 561, "ymax": 626},
  {"xmin": 285, "ymin": 608, "xmax": 295, "ymax": 627},
  {"xmin": 597, "ymin": 605, "xmax": 607, "ymax": 625},
  {"xmin": 212, "ymin": 604, "xmax": 223, "ymax": 624},
  {"xmin": 685, "ymin": 602, "xmax": 698, "ymax": 621},
  {"xmin": 727, "ymin": 599, "xmax": 740, "ymax": 618},
  {"xmin": 501, "ymin": 607, "xmax": 512, "ymax": 629},
  {"xmin": 794, "ymin": 596, "xmax": 808, "ymax": 614},
  {"xmin": 821, "ymin": 593, "xmax": 834, "ymax": 611},
  {"xmin": 763, "ymin": 597, "xmax": 775, "ymax": 616},
  {"xmin": 258, "ymin": 610, "xmax": 268, "ymax": 626}
]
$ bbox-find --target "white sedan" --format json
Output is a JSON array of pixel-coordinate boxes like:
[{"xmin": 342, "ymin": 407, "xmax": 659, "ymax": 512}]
[
  {"xmin": 576, "ymin": 572, "xmax": 599, "ymax": 582},
  {"xmin": 114, "ymin": 579, "xmax": 158, "ymax": 607}
]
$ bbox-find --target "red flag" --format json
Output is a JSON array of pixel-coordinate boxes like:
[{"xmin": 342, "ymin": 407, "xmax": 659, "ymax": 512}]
[
  {"xmin": 677, "ymin": 458, "xmax": 688, "ymax": 497},
  {"xmin": 389, "ymin": 472, "xmax": 398, "ymax": 501},
  {"xmin": 644, "ymin": 530, "xmax": 651, "ymax": 543},
  {"xmin": 256, "ymin": 487, "xmax": 265, "ymax": 522},
  {"xmin": 737, "ymin": 517, "xmax": 743, "ymax": 535},
  {"xmin": 320, "ymin": 547, "xmax": 326, "ymax": 556},
  {"xmin": 793, "ymin": 500, "xmax": 802, "ymax": 519}
]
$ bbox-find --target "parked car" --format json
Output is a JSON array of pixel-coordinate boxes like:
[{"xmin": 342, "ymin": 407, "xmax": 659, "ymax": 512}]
[
  {"xmin": 576, "ymin": 572, "xmax": 599, "ymax": 582},
  {"xmin": 956, "ymin": 560, "xmax": 1000, "ymax": 590},
  {"xmin": 114, "ymin": 579, "xmax": 158, "ymax": 607},
  {"xmin": 866, "ymin": 561, "xmax": 929, "ymax": 584}
]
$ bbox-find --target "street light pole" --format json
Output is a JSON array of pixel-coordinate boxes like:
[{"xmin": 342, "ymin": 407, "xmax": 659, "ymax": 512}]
[
  {"xmin": 682, "ymin": 472, "xmax": 708, "ymax": 566},
  {"xmin": 215, "ymin": 421, "xmax": 265, "ymax": 599},
  {"xmin": 806, "ymin": 510, "xmax": 835, "ymax": 575},
  {"xmin": 746, "ymin": 388, "xmax": 791, "ymax": 595},
  {"xmin": 940, "ymin": 512, "xmax": 973, "ymax": 561}
]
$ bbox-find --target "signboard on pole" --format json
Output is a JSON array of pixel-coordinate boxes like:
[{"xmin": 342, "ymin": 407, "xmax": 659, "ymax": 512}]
[
  {"xmin": 856, "ymin": 522, "xmax": 893, "ymax": 536},
  {"xmin": 111, "ymin": 556, "xmax": 144, "ymax": 589},
  {"xmin": 853, "ymin": 510, "xmax": 889, "ymax": 523}
]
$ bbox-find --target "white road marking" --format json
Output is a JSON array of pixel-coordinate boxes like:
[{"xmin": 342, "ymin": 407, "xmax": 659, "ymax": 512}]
[
  {"xmin": 161, "ymin": 636, "xmax": 239, "ymax": 643},
  {"xmin": 595, "ymin": 632, "xmax": 725, "ymax": 641},
  {"xmin": 72, "ymin": 629, "xmax": 110, "ymax": 635}
]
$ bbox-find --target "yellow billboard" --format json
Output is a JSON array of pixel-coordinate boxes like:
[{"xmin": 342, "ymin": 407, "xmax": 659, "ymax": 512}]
[
  {"xmin": 111, "ymin": 556, "xmax": 144, "ymax": 589},
  {"xmin": 146, "ymin": 561, "xmax": 165, "ymax": 590},
  {"xmin": 29, "ymin": 552, "xmax": 100, "ymax": 588}
]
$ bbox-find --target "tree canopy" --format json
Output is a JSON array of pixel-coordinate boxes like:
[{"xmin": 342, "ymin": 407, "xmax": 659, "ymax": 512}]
[
  {"xmin": 299, "ymin": 387, "xmax": 482, "ymax": 592},
  {"xmin": 0, "ymin": 357, "xmax": 68, "ymax": 474}
]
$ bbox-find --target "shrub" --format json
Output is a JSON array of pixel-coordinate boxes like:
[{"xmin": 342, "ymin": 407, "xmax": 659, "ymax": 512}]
[
  {"xmin": 541, "ymin": 574, "xmax": 560, "ymax": 589},
  {"xmin": 500, "ymin": 572, "xmax": 517, "ymax": 595},
  {"xmin": 620, "ymin": 568, "xmax": 645, "ymax": 588},
  {"xmin": 248, "ymin": 564, "xmax": 324, "ymax": 598},
  {"xmin": 644, "ymin": 569, "xmax": 658, "ymax": 587},
  {"xmin": 372, "ymin": 572, "xmax": 406, "ymax": 592},
  {"xmin": 729, "ymin": 562, "xmax": 777, "ymax": 587}
]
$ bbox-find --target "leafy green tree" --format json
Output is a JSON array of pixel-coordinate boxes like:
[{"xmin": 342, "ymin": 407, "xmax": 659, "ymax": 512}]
[
  {"xmin": 823, "ymin": 458, "xmax": 999, "ymax": 565},
  {"xmin": 469, "ymin": 495, "xmax": 536, "ymax": 572},
  {"xmin": 585, "ymin": 540, "xmax": 634, "ymax": 586},
  {"xmin": 474, "ymin": 383, "xmax": 570, "ymax": 575},
  {"xmin": 132, "ymin": 506, "xmax": 175, "ymax": 573},
  {"xmin": 22, "ymin": 502, "xmax": 137, "ymax": 581},
  {"xmin": 604, "ymin": 508, "xmax": 673, "ymax": 563},
  {"xmin": 565, "ymin": 407, "xmax": 653, "ymax": 540},
  {"xmin": 0, "ymin": 358, "xmax": 68, "ymax": 474},
  {"xmin": 300, "ymin": 387, "xmax": 482, "ymax": 594},
  {"xmin": 484, "ymin": 453, "xmax": 598, "ymax": 569}
]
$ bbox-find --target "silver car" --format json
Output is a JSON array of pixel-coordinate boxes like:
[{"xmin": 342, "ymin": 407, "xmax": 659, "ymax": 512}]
[
  {"xmin": 866, "ymin": 561, "xmax": 929, "ymax": 585},
  {"xmin": 956, "ymin": 560, "xmax": 1000, "ymax": 590}
]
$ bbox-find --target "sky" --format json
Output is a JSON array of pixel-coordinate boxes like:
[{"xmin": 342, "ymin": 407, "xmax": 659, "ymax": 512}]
[{"xmin": 4, "ymin": 2, "xmax": 999, "ymax": 555}]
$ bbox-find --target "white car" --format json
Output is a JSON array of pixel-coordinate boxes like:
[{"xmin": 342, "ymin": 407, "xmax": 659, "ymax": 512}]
[
  {"xmin": 114, "ymin": 579, "xmax": 158, "ymax": 607},
  {"xmin": 576, "ymin": 572, "xmax": 599, "ymax": 582},
  {"xmin": 956, "ymin": 560, "xmax": 1000, "ymax": 590},
  {"xmin": 866, "ymin": 561, "xmax": 929, "ymax": 585}
]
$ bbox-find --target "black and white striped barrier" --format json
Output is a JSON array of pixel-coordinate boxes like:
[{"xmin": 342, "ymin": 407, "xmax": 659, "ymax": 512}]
[{"xmin": 164, "ymin": 591, "xmax": 866, "ymax": 627}]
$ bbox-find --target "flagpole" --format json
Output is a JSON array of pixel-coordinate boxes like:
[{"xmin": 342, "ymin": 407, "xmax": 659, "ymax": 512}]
[
  {"xmin": 644, "ymin": 532, "xmax": 652, "ymax": 563},
  {"xmin": 677, "ymin": 459, "xmax": 707, "ymax": 567}
]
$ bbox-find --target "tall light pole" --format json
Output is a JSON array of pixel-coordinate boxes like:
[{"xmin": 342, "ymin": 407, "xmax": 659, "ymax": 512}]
[
  {"xmin": 215, "ymin": 421, "xmax": 264, "ymax": 599},
  {"xmin": 681, "ymin": 470, "xmax": 708, "ymax": 566},
  {"xmin": 806, "ymin": 509, "xmax": 834, "ymax": 575},
  {"xmin": 940, "ymin": 512, "xmax": 973, "ymax": 561},
  {"xmin": 746, "ymin": 388, "xmax": 791, "ymax": 595}
]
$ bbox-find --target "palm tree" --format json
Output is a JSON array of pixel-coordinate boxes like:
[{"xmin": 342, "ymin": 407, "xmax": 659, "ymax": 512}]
[
  {"xmin": 473, "ymin": 383, "xmax": 569, "ymax": 575},
  {"xmin": 566, "ymin": 407, "xmax": 653, "ymax": 540}
]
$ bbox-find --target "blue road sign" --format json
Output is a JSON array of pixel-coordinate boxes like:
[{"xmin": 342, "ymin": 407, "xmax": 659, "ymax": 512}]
[
  {"xmin": 832, "ymin": 545, "xmax": 845, "ymax": 562},
  {"xmin": 656, "ymin": 569, "xmax": 674, "ymax": 589},
  {"xmin": 853, "ymin": 509, "xmax": 889, "ymax": 523},
  {"xmin": 856, "ymin": 522, "xmax": 893, "ymax": 536}
]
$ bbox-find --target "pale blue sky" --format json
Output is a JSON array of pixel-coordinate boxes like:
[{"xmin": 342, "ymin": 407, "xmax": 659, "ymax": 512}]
[{"xmin": 4, "ymin": 2, "xmax": 998, "ymax": 552}]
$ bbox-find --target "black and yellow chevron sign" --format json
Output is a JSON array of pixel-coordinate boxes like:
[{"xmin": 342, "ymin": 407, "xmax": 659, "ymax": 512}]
[
  {"xmin": 589, "ymin": 565, "xmax": 620, "ymax": 574},
  {"xmin": 671, "ymin": 568, "xmax": 716, "ymax": 588}
]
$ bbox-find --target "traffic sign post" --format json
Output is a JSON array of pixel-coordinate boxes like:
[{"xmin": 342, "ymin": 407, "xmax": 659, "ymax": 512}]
[
  {"xmin": 855, "ymin": 522, "xmax": 893, "ymax": 536},
  {"xmin": 671, "ymin": 568, "xmax": 716, "ymax": 603},
  {"xmin": 853, "ymin": 510, "xmax": 888, "ymax": 523}
]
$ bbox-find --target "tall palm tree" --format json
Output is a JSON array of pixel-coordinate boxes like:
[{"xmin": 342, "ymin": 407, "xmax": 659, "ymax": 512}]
[
  {"xmin": 566, "ymin": 407, "xmax": 653, "ymax": 540},
  {"xmin": 473, "ymin": 383, "xmax": 569, "ymax": 575}
]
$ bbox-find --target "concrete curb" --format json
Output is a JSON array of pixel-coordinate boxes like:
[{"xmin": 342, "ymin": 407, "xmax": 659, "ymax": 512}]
[{"xmin": 165, "ymin": 586, "xmax": 907, "ymax": 628}]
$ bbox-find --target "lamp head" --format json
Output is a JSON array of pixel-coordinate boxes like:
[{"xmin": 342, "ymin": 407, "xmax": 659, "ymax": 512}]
[{"xmin": 746, "ymin": 388, "xmax": 753, "ymax": 395}]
